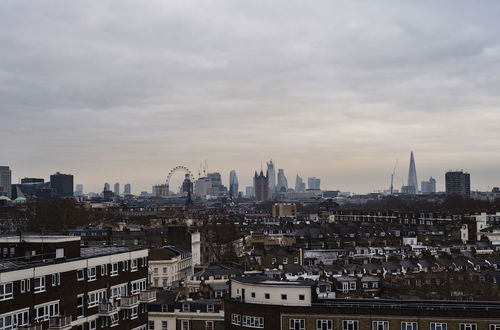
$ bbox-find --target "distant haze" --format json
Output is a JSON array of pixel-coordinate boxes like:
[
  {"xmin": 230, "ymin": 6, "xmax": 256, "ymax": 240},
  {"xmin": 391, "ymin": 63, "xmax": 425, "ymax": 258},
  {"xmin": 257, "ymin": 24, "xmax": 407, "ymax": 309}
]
[{"xmin": 1, "ymin": 1, "xmax": 500, "ymax": 193}]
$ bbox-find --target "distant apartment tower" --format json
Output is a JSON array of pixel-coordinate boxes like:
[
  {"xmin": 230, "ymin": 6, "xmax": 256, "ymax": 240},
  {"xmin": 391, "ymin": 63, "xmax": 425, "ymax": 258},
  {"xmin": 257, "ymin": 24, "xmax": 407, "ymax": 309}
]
[
  {"xmin": 276, "ymin": 169, "xmax": 288, "ymax": 193},
  {"xmin": 308, "ymin": 177, "xmax": 321, "ymax": 190},
  {"xmin": 254, "ymin": 170, "xmax": 269, "ymax": 202},
  {"xmin": 0, "ymin": 166, "xmax": 12, "ymax": 199},
  {"xmin": 114, "ymin": 182, "xmax": 120, "ymax": 195},
  {"xmin": 267, "ymin": 160, "xmax": 276, "ymax": 198},
  {"xmin": 229, "ymin": 170, "xmax": 239, "ymax": 199},
  {"xmin": 295, "ymin": 175, "xmax": 306, "ymax": 192},
  {"xmin": 245, "ymin": 186, "xmax": 255, "ymax": 198},
  {"xmin": 75, "ymin": 184, "xmax": 84, "ymax": 196},
  {"xmin": 421, "ymin": 177, "xmax": 436, "ymax": 194},
  {"xmin": 103, "ymin": 182, "xmax": 110, "ymax": 192},
  {"xmin": 124, "ymin": 183, "xmax": 132, "ymax": 195},
  {"xmin": 50, "ymin": 172, "xmax": 74, "ymax": 197},
  {"xmin": 446, "ymin": 171, "xmax": 470, "ymax": 198}
]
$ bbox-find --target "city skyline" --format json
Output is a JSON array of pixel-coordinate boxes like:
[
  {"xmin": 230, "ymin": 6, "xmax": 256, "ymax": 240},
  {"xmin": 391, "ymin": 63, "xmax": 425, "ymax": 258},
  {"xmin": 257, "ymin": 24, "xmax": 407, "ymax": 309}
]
[{"xmin": 2, "ymin": 1, "xmax": 500, "ymax": 193}]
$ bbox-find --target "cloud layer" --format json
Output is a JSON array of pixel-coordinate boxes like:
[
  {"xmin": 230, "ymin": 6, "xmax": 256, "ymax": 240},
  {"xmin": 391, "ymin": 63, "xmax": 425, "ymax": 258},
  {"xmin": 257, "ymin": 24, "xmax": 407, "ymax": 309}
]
[{"xmin": 1, "ymin": 1, "xmax": 500, "ymax": 193}]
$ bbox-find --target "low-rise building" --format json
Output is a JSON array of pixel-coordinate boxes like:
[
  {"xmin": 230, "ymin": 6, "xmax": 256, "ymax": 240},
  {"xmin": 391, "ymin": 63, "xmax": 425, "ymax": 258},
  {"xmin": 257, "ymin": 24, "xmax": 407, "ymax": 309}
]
[{"xmin": 149, "ymin": 246, "xmax": 192, "ymax": 289}]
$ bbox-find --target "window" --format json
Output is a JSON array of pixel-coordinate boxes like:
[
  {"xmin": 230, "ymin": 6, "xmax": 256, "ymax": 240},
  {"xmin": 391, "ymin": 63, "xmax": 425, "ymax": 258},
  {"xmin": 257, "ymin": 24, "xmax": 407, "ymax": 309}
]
[
  {"xmin": 34, "ymin": 276, "xmax": 46, "ymax": 293},
  {"xmin": 299, "ymin": 294, "xmax": 305, "ymax": 301},
  {"xmin": 207, "ymin": 304, "xmax": 214, "ymax": 313},
  {"xmin": 182, "ymin": 303, "xmax": 190, "ymax": 312},
  {"xmin": 265, "ymin": 293, "xmax": 270, "ymax": 299},
  {"xmin": 272, "ymin": 258, "xmax": 277, "ymax": 264},
  {"xmin": 181, "ymin": 320, "xmax": 190, "ymax": 330},
  {"xmin": 131, "ymin": 279, "xmax": 146, "ymax": 294},
  {"xmin": 290, "ymin": 319, "xmax": 305, "ymax": 330},
  {"xmin": 131, "ymin": 259, "xmax": 138, "ymax": 271},
  {"xmin": 206, "ymin": 321, "xmax": 214, "ymax": 330},
  {"xmin": 373, "ymin": 321, "xmax": 389, "ymax": 330},
  {"xmin": 281, "ymin": 294, "xmax": 287, "ymax": 300},
  {"xmin": 89, "ymin": 320, "xmax": 96, "ymax": 330},
  {"xmin": 349, "ymin": 282, "xmax": 356, "ymax": 290},
  {"xmin": 34, "ymin": 300, "xmax": 59, "ymax": 322},
  {"xmin": 111, "ymin": 283, "xmax": 128, "ymax": 299},
  {"xmin": 161, "ymin": 305, "xmax": 168, "ymax": 312},
  {"xmin": 283, "ymin": 258, "xmax": 288, "ymax": 264},
  {"xmin": 88, "ymin": 289, "xmax": 106, "ymax": 308},
  {"xmin": 77, "ymin": 269, "xmax": 85, "ymax": 280},
  {"xmin": 490, "ymin": 326, "xmax": 500, "ymax": 330},
  {"xmin": 131, "ymin": 306, "xmax": 138, "ymax": 319},
  {"xmin": 0, "ymin": 308, "xmax": 29, "ymax": 329},
  {"xmin": 163, "ymin": 279, "xmax": 168, "ymax": 288},
  {"xmin": 123, "ymin": 260, "xmax": 129, "ymax": 271},
  {"xmin": 52, "ymin": 273, "xmax": 60, "ymax": 286},
  {"xmin": 20, "ymin": 279, "xmax": 27, "ymax": 293},
  {"xmin": 0, "ymin": 282, "xmax": 13, "ymax": 300},
  {"xmin": 294, "ymin": 257, "xmax": 299, "ymax": 264},
  {"xmin": 460, "ymin": 325, "xmax": 477, "ymax": 330},
  {"xmin": 343, "ymin": 320, "xmax": 359, "ymax": 330},
  {"xmin": 101, "ymin": 264, "xmax": 107, "ymax": 276},
  {"xmin": 111, "ymin": 263, "xmax": 118, "ymax": 276},
  {"xmin": 77, "ymin": 294, "xmax": 84, "ymax": 318},
  {"xmin": 154, "ymin": 268, "xmax": 159, "ymax": 274},
  {"xmin": 232, "ymin": 314, "xmax": 241, "ymax": 325},
  {"xmin": 87, "ymin": 267, "xmax": 97, "ymax": 281},
  {"xmin": 430, "ymin": 323, "xmax": 447, "ymax": 330},
  {"xmin": 401, "ymin": 322, "xmax": 418, "ymax": 330},
  {"xmin": 317, "ymin": 320, "xmax": 333, "ymax": 330},
  {"xmin": 251, "ymin": 292, "xmax": 256, "ymax": 298},
  {"xmin": 161, "ymin": 321, "xmax": 168, "ymax": 330},
  {"xmin": 242, "ymin": 316, "xmax": 264, "ymax": 328},
  {"xmin": 149, "ymin": 321, "xmax": 155, "ymax": 330}
]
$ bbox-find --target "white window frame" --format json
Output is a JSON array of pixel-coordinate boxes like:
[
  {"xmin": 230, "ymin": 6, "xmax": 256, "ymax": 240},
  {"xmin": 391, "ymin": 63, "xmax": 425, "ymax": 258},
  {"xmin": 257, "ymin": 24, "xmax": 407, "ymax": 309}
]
[
  {"xmin": 89, "ymin": 319, "xmax": 96, "ymax": 330},
  {"xmin": 373, "ymin": 321, "xmax": 389, "ymax": 330},
  {"xmin": 161, "ymin": 321, "xmax": 168, "ymax": 330},
  {"xmin": 231, "ymin": 314, "xmax": 241, "ymax": 325},
  {"xmin": 77, "ymin": 294, "xmax": 84, "ymax": 318},
  {"xmin": 34, "ymin": 276, "xmax": 46, "ymax": 293},
  {"xmin": 34, "ymin": 300, "xmax": 59, "ymax": 322},
  {"xmin": 401, "ymin": 322, "xmax": 418, "ymax": 330},
  {"xmin": 52, "ymin": 273, "xmax": 60, "ymax": 286},
  {"xmin": 460, "ymin": 324, "xmax": 477, "ymax": 330},
  {"xmin": 77, "ymin": 269, "xmax": 85, "ymax": 281},
  {"xmin": 181, "ymin": 320, "xmax": 190, "ymax": 330},
  {"xmin": 88, "ymin": 267, "xmax": 97, "ymax": 281},
  {"xmin": 101, "ymin": 264, "xmax": 107, "ymax": 276},
  {"xmin": 131, "ymin": 306, "xmax": 138, "ymax": 319},
  {"xmin": 343, "ymin": 320, "xmax": 359, "ymax": 330},
  {"xmin": 111, "ymin": 263, "xmax": 119, "ymax": 276},
  {"xmin": 283, "ymin": 257, "xmax": 288, "ymax": 264},
  {"xmin": 430, "ymin": 323, "xmax": 447, "ymax": 330},
  {"xmin": 317, "ymin": 319, "xmax": 333, "ymax": 330},
  {"xmin": 242, "ymin": 316, "xmax": 264, "ymax": 328},
  {"xmin": 88, "ymin": 289, "xmax": 106, "ymax": 308},
  {"xmin": 0, "ymin": 282, "xmax": 13, "ymax": 300},
  {"xmin": 207, "ymin": 304, "xmax": 214, "ymax": 313},
  {"xmin": 131, "ymin": 259, "xmax": 138, "ymax": 272},
  {"xmin": 490, "ymin": 325, "xmax": 500, "ymax": 330},
  {"xmin": 290, "ymin": 318, "xmax": 305, "ymax": 330}
]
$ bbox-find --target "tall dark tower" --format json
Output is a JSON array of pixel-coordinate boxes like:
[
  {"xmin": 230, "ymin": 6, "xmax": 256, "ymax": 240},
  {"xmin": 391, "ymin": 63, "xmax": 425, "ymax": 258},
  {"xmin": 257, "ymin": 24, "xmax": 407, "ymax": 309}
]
[
  {"xmin": 254, "ymin": 170, "xmax": 268, "ymax": 202},
  {"xmin": 407, "ymin": 151, "xmax": 418, "ymax": 194}
]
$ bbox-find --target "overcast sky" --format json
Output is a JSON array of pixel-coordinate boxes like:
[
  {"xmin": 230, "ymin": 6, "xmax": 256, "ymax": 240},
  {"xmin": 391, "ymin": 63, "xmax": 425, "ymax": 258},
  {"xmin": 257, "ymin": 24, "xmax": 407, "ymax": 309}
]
[{"xmin": 1, "ymin": 1, "xmax": 500, "ymax": 194}]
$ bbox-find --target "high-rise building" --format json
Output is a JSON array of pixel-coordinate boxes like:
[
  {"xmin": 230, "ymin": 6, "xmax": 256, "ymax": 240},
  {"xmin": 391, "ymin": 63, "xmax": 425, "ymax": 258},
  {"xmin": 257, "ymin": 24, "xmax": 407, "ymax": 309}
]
[
  {"xmin": 124, "ymin": 183, "xmax": 131, "ymax": 195},
  {"xmin": 295, "ymin": 175, "xmax": 305, "ymax": 192},
  {"xmin": 104, "ymin": 182, "xmax": 110, "ymax": 192},
  {"xmin": 276, "ymin": 169, "xmax": 288, "ymax": 193},
  {"xmin": 245, "ymin": 186, "xmax": 255, "ymax": 198},
  {"xmin": 407, "ymin": 151, "xmax": 418, "ymax": 194},
  {"xmin": 50, "ymin": 172, "xmax": 74, "ymax": 197},
  {"xmin": 0, "ymin": 166, "xmax": 12, "ymax": 199},
  {"xmin": 254, "ymin": 170, "xmax": 268, "ymax": 202},
  {"xmin": 114, "ymin": 182, "xmax": 120, "ymax": 195},
  {"xmin": 307, "ymin": 177, "xmax": 321, "ymax": 190},
  {"xmin": 153, "ymin": 184, "xmax": 169, "ymax": 197},
  {"xmin": 229, "ymin": 170, "xmax": 239, "ymax": 199},
  {"xmin": 446, "ymin": 171, "xmax": 470, "ymax": 198},
  {"xmin": 75, "ymin": 184, "xmax": 84, "ymax": 196},
  {"xmin": 267, "ymin": 160, "xmax": 276, "ymax": 198},
  {"xmin": 421, "ymin": 177, "xmax": 436, "ymax": 194}
]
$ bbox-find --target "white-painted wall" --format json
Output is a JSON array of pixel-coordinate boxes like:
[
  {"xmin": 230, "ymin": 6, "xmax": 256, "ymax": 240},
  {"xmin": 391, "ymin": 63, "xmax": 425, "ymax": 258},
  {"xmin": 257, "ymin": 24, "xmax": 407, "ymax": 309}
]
[{"xmin": 230, "ymin": 280, "xmax": 312, "ymax": 306}]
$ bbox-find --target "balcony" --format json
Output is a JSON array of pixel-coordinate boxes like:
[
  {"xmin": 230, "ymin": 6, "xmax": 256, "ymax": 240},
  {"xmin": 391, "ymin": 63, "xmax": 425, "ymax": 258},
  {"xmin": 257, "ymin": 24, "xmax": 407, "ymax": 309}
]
[
  {"xmin": 139, "ymin": 289, "xmax": 156, "ymax": 302},
  {"xmin": 19, "ymin": 324, "xmax": 43, "ymax": 330},
  {"xmin": 48, "ymin": 315, "xmax": 72, "ymax": 329},
  {"xmin": 120, "ymin": 294, "xmax": 139, "ymax": 308},
  {"xmin": 98, "ymin": 302, "xmax": 118, "ymax": 315}
]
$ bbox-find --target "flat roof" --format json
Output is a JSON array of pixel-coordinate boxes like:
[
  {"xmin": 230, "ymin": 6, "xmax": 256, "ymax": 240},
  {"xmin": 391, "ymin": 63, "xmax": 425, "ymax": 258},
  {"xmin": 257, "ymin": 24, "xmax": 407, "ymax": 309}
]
[
  {"xmin": 233, "ymin": 276, "xmax": 315, "ymax": 287},
  {"xmin": 0, "ymin": 236, "xmax": 81, "ymax": 243}
]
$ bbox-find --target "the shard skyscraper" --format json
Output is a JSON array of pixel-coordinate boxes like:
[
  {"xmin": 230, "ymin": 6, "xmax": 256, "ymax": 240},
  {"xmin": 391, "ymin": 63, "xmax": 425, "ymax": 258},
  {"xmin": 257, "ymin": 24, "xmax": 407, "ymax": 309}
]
[{"xmin": 407, "ymin": 151, "xmax": 418, "ymax": 194}]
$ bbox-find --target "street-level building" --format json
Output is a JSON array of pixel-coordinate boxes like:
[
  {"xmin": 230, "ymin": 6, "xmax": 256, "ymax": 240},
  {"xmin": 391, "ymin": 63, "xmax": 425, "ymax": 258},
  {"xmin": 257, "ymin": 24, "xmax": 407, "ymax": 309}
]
[
  {"xmin": 0, "ymin": 235, "xmax": 155, "ymax": 330},
  {"xmin": 225, "ymin": 277, "xmax": 500, "ymax": 330}
]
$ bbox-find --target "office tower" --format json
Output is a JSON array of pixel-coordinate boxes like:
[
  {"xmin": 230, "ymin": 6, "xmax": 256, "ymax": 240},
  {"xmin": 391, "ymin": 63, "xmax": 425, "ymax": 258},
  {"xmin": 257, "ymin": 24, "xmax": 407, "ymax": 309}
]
[
  {"xmin": 267, "ymin": 160, "xmax": 276, "ymax": 198},
  {"xmin": 153, "ymin": 184, "xmax": 169, "ymax": 197},
  {"xmin": 21, "ymin": 178, "xmax": 44, "ymax": 184},
  {"xmin": 229, "ymin": 170, "xmax": 239, "ymax": 199},
  {"xmin": 407, "ymin": 151, "xmax": 418, "ymax": 194},
  {"xmin": 114, "ymin": 182, "xmax": 120, "ymax": 195},
  {"xmin": 276, "ymin": 169, "xmax": 288, "ymax": 192},
  {"xmin": 295, "ymin": 175, "xmax": 305, "ymax": 192},
  {"xmin": 75, "ymin": 184, "xmax": 84, "ymax": 196},
  {"xmin": 245, "ymin": 186, "xmax": 255, "ymax": 198},
  {"xmin": 307, "ymin": 177, "xmax": 321, "ymax": 190},
  {"xmin": 0, "ymin": 166, "xmax": 12, "ymax": 199},
  {"xmin": 50, "ymin": 172, "xmax": 74, "ymax": 197},
  {"xmin": 254, "ymin": 170, "xmax": 269, "ymax": 202},
  {"xmin": 421, "ymin": 177, "xmax": 436, "ymax": 194},
  {"xmin": 181, "ymin": 174, "xmax": 193, "ymax": 196},
  {"xmin": 124, "ymin": 183, "xmax": 131, "ymax": 195},
  {"xmin": 446, "ymin": 171, "xmax": 470, "ymax": 198},
  {"xmin": 103, "ymin": 182, "xmax": 110, "ymax": 192}
]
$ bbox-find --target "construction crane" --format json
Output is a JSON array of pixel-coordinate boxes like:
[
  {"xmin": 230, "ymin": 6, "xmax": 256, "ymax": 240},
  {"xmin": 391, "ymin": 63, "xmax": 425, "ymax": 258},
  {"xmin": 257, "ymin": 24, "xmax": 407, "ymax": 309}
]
[{"xmin": 390, "ymin": 159, "xmax": 398, "ymax": 195}]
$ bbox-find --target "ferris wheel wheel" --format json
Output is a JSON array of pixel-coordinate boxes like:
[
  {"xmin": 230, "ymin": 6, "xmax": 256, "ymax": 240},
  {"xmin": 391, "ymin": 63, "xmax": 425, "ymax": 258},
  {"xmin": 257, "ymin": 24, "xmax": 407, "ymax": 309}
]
[{"xmin": 166, "ymin": 166, "xmax": 194, "ymax": 193}]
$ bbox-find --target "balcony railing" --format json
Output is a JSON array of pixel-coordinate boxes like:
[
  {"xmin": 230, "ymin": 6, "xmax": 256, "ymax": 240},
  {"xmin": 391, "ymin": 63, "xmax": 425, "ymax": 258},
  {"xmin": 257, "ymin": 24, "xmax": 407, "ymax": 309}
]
[
  {"xmin": 139, "ymin": 289, "xmax": 156, "ymax": 302},
  {"xmin": 18, "ymin": 324, "xmax": 43, "ymax": 330},
  {"xmin": 98, "ymin": 302, "xmax": 118, "ymax": 315},
  {"xmin": 48, "ymin": 315, "xmax": 72, "ymax": 329},
  {"xmin": 120, "ymin": 294, "xmax": 139, "ymax": 308}
]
